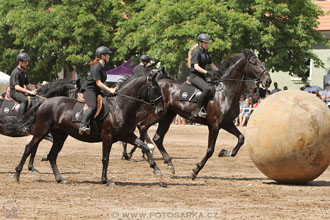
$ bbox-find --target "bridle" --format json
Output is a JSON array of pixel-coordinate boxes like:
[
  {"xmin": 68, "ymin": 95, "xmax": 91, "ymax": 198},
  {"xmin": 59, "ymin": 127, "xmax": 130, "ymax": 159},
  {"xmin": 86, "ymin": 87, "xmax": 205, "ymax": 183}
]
[{"xmin": 246, "ymin": 55, "xmax": 267, "ymax": 84}]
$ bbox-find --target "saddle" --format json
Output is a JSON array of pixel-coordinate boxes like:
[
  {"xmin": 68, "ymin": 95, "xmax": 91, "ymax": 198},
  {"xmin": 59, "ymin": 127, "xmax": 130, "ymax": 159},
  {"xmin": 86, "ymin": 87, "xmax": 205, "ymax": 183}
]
[
  {"xmin": 0, "ymin": 97, "xmax": 32, "ymax": 117},
  {"xmin": 179, "ymin": 77, "xmax": 203, "ymax": 103},
  {"xmin": 72, "ymin": 93, "xmax": 109, "ymax": 123}
]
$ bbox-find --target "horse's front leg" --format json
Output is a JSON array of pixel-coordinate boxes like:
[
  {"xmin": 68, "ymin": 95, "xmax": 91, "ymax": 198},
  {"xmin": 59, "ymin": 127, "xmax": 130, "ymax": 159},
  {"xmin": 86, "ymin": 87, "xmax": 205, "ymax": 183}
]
[
  {"xmin": 191, "ymin": 126, "xmax": 219, "ymax": 180},
  {"xmin": 218, "ymin": 121, "xmax": 244, "ymax": 157},
  {"xmin": 152, "ymin": 112, "xmax": 176, "ymax": 174},
  {"xmin": 101, "ymin": 136, "xmax": 115, "ymax": 186},
  {"xmin": 125, "ymin": 134, "xmax": 162, "ymax": 176}
]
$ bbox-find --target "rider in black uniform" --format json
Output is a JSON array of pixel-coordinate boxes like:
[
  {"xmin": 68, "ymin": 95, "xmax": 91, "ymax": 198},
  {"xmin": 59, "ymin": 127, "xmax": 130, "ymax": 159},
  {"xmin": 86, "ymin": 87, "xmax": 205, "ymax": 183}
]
[
  {"xmin": 189, "ymin": 34, "xmax": 219, "ymax": 118},
  {"xmin": 132, "ymin": 55, "xmax": 150, "ymax": 75},
  {"xmin": 9, "ymin": 52, "xmax": 37, "ymax": 115},
  {"xmin": 79, "ymin": 46, "xmax": 117, "ymax": 135}
]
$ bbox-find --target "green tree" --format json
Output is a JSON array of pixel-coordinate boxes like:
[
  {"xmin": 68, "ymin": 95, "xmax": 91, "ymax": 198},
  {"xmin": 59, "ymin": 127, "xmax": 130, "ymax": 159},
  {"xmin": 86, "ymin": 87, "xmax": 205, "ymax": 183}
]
[
  {"xmin": 114, "ymin": 0, "xmax": 325, "ymax": 79},
  {"xmin": 0, "ymin": 0, "xmax": 125, "ymax": 83},
  {"xmin": 0, "ymin": 0, "xmax": 326, "ymax": 82}
]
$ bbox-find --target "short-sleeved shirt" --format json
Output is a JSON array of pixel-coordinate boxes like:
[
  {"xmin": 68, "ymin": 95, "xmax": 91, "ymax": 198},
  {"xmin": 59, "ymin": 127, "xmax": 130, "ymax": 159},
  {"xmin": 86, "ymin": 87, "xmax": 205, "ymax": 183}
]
[
  {"xmin": 9, "ymin": 67, "xmax": 29, "ymax": 91},
  {"xmin": 84, "ymin": 62, "xmax": 107, "ymax": 94},
  {"xmin": 190, "ymin": 46, "xmax": 212, "ymax": 79},
  {"xmin": 132, "ymin": 64, "xmax": 148, "ymax": 76},
  {"xmin": 322, "ymin": 89, "xmax": 330, "ymax": 100}
]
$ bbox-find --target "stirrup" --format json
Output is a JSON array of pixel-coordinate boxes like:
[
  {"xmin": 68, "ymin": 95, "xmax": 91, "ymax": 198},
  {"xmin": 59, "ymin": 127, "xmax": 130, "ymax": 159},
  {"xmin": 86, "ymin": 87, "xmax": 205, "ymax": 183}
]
[
  {"xmin": 198, "ymin": 107, "xmax": 207, "ymax": 118},
  {"xmin": 79, "ymin": 125, "xmax": 90, "ymax": 135}
]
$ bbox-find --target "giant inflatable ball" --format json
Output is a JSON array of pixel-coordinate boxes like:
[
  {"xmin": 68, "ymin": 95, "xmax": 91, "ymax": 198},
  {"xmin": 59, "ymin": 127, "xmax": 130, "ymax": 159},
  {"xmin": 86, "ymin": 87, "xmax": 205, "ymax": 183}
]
[{"xmin": 246, "ymin": 90, "xmax": 330, "ymax": 184}]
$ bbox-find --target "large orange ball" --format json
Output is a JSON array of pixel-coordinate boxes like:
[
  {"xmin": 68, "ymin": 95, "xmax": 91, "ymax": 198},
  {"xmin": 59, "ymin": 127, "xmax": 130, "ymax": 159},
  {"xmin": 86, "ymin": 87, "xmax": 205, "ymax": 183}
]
[{"xmin": 246, "ymin": 90, "xmax": 330, "ymax": 184}]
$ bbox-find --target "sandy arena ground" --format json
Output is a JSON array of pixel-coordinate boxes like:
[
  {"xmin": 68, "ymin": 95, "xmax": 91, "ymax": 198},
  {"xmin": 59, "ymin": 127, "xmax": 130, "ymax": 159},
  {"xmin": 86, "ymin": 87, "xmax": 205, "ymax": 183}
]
[{"xmin": 0, "ymin": 125, "xmax": 329, "ymax": 220}]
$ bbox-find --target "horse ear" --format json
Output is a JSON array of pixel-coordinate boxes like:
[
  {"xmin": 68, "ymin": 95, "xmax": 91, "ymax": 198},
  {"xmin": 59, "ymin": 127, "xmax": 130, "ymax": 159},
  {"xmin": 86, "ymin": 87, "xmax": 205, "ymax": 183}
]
[
  {"xmin": 76, "ymin": 79, "xmax": 81, "ymax": 88},
  {"xmin": 149, "ymin": 70, "xmax": 157, "ymax": 82},
  {"xmin": 243, "ymin": 48, "xmax": 254, "ymax": 58}
]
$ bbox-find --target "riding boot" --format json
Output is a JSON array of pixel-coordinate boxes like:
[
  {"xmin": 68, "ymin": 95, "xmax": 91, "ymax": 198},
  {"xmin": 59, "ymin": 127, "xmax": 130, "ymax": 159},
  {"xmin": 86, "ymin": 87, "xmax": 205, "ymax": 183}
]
[
  {"xmin": 18, "ymin": 102, "xmax": 27, "ymax": 116},
  {"xmin": 79, "ymin": 107, "xmax": 94, "ymax": 135}
]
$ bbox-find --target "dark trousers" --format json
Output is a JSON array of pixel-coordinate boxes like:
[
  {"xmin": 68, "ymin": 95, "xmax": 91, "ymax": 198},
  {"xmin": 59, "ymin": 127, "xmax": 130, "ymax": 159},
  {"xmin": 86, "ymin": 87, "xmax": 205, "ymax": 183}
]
[
  {"xmin": 10, "ymin": 89, "xmax": 28, "ymax": 115},
  {"xmin": 189, "ymin": 74, "xmax": 212, "ymax": 109},
  {"xmin": 83, "ymin": 90, "xmax": 97, "ymax": 113}
]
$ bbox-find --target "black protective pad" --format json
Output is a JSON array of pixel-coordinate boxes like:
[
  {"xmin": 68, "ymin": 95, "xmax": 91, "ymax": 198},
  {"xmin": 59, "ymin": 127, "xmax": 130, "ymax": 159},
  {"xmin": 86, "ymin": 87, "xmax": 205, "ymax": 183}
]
[
  {"xmin": 0, "ymin": 100, "xmax": 19, "ymax": 116},
  {"xmin": 179, "ymin": 82, "xmax": 201, "ymax": 103},
  {"xmin": 72, "ymin": 101, "xmax": 110, "ymax": 123}
]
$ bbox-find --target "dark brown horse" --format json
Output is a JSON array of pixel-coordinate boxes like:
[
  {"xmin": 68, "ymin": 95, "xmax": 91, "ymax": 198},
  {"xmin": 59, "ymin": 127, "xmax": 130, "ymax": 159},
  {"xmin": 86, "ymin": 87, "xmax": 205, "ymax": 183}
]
[
  {"xmin": 9, "ymin": 73, "xmax": 164, "ymax": 186},
  {"xmin": 0, "ymin": 78, "xmax": 80, "ymax": 172},
  {"xmin": 123, "ymin": 49, "xmax": 272, "ymax": 179}
]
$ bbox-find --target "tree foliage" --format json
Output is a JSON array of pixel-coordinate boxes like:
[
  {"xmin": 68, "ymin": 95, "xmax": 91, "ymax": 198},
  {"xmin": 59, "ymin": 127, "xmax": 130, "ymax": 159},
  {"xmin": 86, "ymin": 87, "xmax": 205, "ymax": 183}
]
[
  {"xmin": 0, "ymin": 0, "xmax": 326, "ymax": 82},
  {"xmin": 0, "ymin": 0, "xmax": 125, "ymax": 82}
]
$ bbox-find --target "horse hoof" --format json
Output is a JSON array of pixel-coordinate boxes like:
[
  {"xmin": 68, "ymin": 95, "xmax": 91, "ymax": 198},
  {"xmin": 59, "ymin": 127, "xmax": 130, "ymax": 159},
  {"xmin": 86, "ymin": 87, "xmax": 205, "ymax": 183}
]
[
  {"xmin": 29, "ymin": 167, "xmax": 40, "ymax": 173},
  {"xmin": 218, "ymin": 149, "xmax": 231, "ymax": 157},
  {"xmin": 106, "ymin": 180, "xmax": 116, "ymax": 187},
  {"xmin": 57, "ymin": 178, "xmax": 68, "ymax": 184},
  {"xmin": 167, "ymin": 166, "xmax": 175, "ymax": 174},
  {"xmin": 12, "ymin": 174, "xmax": 19, "ymax": 182},
  {"xmin": 121, "ymin": 154, "xmax": 130, "ymax": 160},
  {"xmin": 190, "ymin": 170, "xmax": 197, "ymax": 180},
  {"xmin": 153, "ymin": 169, "xmax": 162, "ymax": 176},
  {"xmin": 41, "ymin": 154, "xmax": 48, "ymax": 161}
]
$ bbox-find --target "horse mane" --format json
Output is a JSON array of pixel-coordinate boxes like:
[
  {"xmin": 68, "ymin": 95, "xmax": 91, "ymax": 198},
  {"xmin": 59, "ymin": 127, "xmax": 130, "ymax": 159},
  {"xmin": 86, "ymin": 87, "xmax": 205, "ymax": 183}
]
[
  {"xmin": 117, "ymin": 73, "xmax": 146, "ymax": 93},
  {"xmin": 218, "ymin": 53, "xmax": 244, "ymax": 76},
  {"xmin": 37, "ymin": 78, "xmax": 77, "ymax": 97}
]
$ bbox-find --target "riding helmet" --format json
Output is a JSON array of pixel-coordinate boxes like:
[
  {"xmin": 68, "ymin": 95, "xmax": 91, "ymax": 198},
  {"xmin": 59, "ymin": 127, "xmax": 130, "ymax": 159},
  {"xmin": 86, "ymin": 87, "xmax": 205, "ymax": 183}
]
[
  {"xmin": 95, "ymin": 46, "xmax": 112, "ymax": 58},
  {"xmin": 197, "ymin": 34, "xmax": 212, "ymax": 42},
  {"xmin": 140, "ymin": 54, "xmax": 151, "ymax": 63},
  {"xmin": 16, "ymin": 52, "xmax": 30, "ymax": 61}
]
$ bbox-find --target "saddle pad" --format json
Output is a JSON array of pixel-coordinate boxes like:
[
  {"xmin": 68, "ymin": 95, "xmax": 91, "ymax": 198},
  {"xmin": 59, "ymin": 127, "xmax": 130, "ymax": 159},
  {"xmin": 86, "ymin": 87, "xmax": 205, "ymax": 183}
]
[
  {"xmin": 0, "ymin": 100, "xmax": 19, "ymax": 116},
  {"xmin": 72, "ymin": 101, "xmax": 110, "ymax": 123},
  {"xmin": 179, "ymin": 82, "xmax": 201, "ymax": 103}
]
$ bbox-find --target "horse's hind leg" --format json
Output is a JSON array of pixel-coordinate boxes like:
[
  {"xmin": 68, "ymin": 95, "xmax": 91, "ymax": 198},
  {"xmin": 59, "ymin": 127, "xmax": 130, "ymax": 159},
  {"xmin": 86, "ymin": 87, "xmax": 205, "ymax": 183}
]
[
  {"xmin": 14, "ymin": 136, "xmax": 43, "ymax": 182},
  {"xmin": 127, "ymin": 123, "xmax": 156, "ymax": 160},
  {"xmin": 28, "ymin": 132, "xmax": 53, "ymax": 172},
  {"xmin": 191, "ymin": 126, "xmax": 219, "ymax": 180},
  {"xmin": 47, "ymin": 131, "xmax": 68, "ymax": 183},
  {"xmin": 152, "ymin": 112, "xmax": 176, "ymax": 174},
  {"xmin": 126, "ymin": 134, "xmax": 162, "ymax": 176},
  {"xmin": 218, "ymin": 121, "xmax": 244, "ymax": 157},
  {"xmin": 121, "ymin": 142, "xmax": 130, "ymax": 160},
  {"xmin": 28, "ymin": 147, "xmax": 40, "ymax": 173}
]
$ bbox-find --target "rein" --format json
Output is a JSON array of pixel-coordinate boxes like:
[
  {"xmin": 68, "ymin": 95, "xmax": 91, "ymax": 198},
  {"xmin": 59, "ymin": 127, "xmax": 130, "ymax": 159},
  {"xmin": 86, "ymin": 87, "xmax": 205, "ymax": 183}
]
[{"xmin": 115, "ymin": 92, "xmax": 161, "ymax": 106}]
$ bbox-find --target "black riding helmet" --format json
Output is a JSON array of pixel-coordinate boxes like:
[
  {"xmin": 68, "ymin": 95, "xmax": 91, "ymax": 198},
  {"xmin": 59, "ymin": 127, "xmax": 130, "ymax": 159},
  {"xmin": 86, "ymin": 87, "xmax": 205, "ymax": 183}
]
[
  {"xmin": 140, "ymin": 54, "xmax": 151, "ymax": 63},
  {"xmin": 16, "ymin": 52, "xmax": 30, "ymax": 61},
  {"xmin": 197, "ymin": 34, "xmax": 212, "ymax": 42},
  {"xmin": 95, "ymin": 46, "xmax": 112, "ymax": 58}
]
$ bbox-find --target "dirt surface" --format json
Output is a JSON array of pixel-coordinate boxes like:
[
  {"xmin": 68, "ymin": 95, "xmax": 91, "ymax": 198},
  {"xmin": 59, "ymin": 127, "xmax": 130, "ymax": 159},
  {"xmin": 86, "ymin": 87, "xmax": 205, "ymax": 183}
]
[{"xmin": 0, "ymin": 125, "xmax": 329, "ymax": 220}]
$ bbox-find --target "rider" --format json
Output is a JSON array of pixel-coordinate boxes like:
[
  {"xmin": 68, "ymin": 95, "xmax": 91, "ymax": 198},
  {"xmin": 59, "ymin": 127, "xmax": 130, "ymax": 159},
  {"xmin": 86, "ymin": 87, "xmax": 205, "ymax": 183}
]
[
  {"xmin": 188, "ymin": 34, "xmax": 219, "ymax": 117},
  {"xmin": 9, "ymin": 52, "xmax": 37, "ymax": 116},
  {"xmin": 79, "ymin": 46, "xmax": 117, "ymax": 135},
  {"xmin": 132, "ymin": 54, "xmax": 151, "ymax": 75}
]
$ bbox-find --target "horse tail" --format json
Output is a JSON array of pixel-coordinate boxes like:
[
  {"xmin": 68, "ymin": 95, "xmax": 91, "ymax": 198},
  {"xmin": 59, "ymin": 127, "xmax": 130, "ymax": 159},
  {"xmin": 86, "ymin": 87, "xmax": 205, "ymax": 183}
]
[
  {"xmin": 187, "ymin": 43, "xmax": 199, "ymax": 68},
  {"xmin": 0, "ymin": 102, "xmax": 43, "ymax": 137}
]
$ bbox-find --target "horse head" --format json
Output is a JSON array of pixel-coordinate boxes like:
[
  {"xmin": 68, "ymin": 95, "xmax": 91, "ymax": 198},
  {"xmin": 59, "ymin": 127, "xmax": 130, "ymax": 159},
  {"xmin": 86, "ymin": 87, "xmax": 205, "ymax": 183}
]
[
  {"xmin": 147, "ymin": 71, "xmax": 164, "ymax": 116},
  {"xmin": 243, "ymin": 49, "xmax": 272, "ymax": 88}
]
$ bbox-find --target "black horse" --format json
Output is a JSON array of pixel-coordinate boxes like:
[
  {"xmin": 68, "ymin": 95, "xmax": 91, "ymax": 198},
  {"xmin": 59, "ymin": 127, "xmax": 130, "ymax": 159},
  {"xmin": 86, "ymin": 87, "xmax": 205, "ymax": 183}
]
[
  {"xmin": 9, "ymin": 73, "xmax": 164, "ymax": 186},
  {"xmin": 122, "ymin": 49, "xmax": 272, "ymax": 179},
  {"xmin": 0, "ymin": 79, "xmax": 80, "ymax": 173}
]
